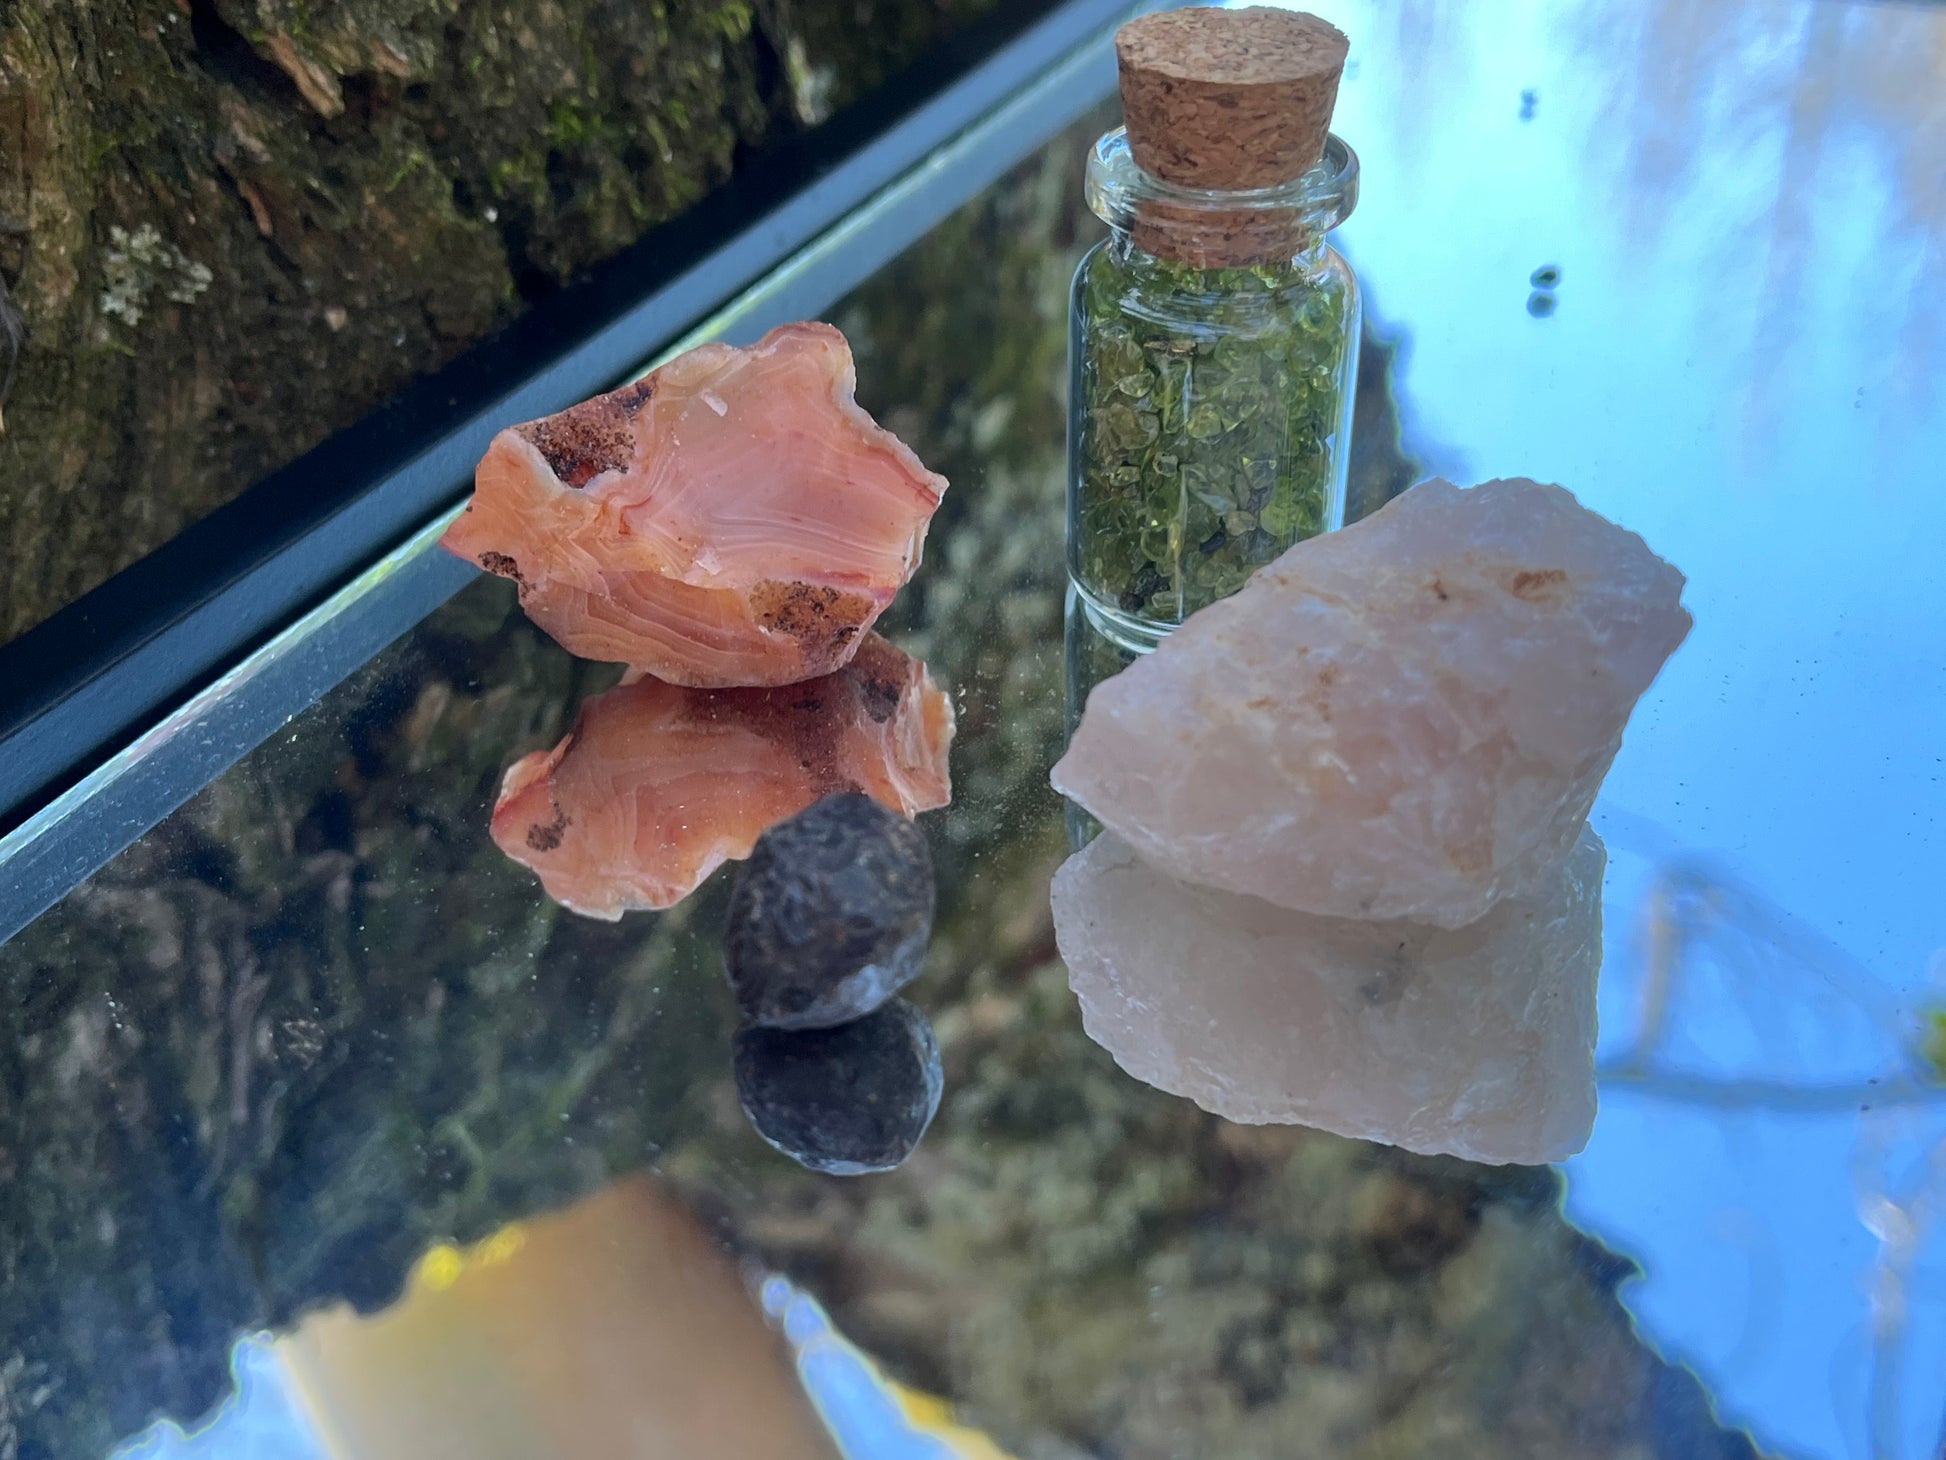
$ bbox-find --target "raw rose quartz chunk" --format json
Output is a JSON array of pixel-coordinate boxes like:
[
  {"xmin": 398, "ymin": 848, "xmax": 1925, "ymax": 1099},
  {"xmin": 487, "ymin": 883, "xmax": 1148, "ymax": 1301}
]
[
  {"xmin": 1051, "ymin": 826, "xmax": 1606, "ymax": 1165},
  {"xmin": 492, "ymin": 634, "xmax": 953, "ymax": 918},
  {"xmin": 1052, "ymin": 478, "xmax": 1690, "ymax": 928},
  {"xmin": 443, "ymin": 322, "xmax": 948, "ymax": 688}
]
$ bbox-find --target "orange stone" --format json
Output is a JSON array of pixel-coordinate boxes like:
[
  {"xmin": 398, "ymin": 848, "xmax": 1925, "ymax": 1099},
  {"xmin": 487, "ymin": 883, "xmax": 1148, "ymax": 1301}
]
[
  {"xmin": 491, "ymin": 634, "xmax": 954, "ymax": 918},
  {"xmin": 444, "ymin": 322, "xmax": 948, "ymax": 687}
]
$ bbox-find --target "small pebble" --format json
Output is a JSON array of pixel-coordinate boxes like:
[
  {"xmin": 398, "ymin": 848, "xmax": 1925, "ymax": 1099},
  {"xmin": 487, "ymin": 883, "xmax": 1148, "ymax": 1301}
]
[
  {"xmin": 724, "ymin": 791, "xmax": 934, "ymax": 1030},
  {"xmin": 733, "ymin": 999, "xmax": 943, "ymax": 1176}
]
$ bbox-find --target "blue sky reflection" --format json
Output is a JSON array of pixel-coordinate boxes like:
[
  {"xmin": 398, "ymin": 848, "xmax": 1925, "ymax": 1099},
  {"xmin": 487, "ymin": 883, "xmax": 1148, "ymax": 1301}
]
[{"xmin": 1264, "ymin": 0, "xmax": 1946, "ymax": 1453}]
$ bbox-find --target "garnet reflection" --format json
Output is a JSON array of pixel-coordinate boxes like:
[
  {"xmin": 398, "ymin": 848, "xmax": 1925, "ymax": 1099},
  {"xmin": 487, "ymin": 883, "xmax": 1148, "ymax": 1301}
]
[
  {"xmin": 735, "ymin": 1000, "xmax": 944, "ymax": 1176},
  {"xmin": 489, "ymin": 638, "xmax": 951, "ymax": 1179},
  {"xmin": 725, "ymin": 793, "xmax": 936, "ymax": 1032},
  {"xmin": 727, "ymin": 797, "xmax": 944, "ymax": 1175}
]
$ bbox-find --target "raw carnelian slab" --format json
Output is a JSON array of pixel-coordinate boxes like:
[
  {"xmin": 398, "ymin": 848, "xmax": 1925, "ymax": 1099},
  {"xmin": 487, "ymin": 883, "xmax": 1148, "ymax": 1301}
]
[{"xmin": 444, "ymin": 322, "xmax": 947, "ymax": 687}]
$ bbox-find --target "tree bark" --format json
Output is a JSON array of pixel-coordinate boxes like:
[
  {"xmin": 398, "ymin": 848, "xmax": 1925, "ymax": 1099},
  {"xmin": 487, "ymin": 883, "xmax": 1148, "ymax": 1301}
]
[{"xmin": 0, "ymin": 0, "xmax": 1004, "ymax": 644}]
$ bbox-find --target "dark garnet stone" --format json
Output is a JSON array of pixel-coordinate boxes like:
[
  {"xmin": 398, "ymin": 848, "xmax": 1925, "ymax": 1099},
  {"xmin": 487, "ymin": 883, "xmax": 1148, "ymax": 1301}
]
[
  {"xmin": 724, "ymin": 791, "xmax": 934, "ymax": 1030},
  {"xmin": 732, "ymin": 999, "xmax": 943, "ymax": 1176}
]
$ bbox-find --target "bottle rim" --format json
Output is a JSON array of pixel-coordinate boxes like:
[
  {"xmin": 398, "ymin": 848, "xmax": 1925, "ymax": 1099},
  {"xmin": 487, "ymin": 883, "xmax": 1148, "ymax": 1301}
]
[{"xmin": 1085, "ymin": 126, "xmax": 1359, "ymax": 240}]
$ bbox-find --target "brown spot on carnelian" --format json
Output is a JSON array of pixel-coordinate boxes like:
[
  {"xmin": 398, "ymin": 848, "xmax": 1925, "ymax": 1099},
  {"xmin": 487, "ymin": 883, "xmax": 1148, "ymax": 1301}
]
[
  {"xmin": 728, "ymin": 632, "xmax": 917, "ymax": 790},
  {"xmin": 612, "ymin": 378, "xmax": 654, "ymax": 417},
  {"xmin": 844, "ymin": 634, "xmax": 907, "ymax": 723},
  {"xmin": 750, "ymin": 579, "xmax": 874, "ymax": 674},
  {"xmin": 736, "ymin": 681, "xmax": 845, "ymax": 791},
  {"xmin": 526, "ymin": 808, "xmax": 570, "ymax": 852},
  {"xmin": 479, "ymin": 551, "xmax": 522, "ymax": 582},
  {"xmin": 515, "ymin": 378, "xmax": 651, "ymax": 488},
  {"xmin": 857, "ymin": 675, "xmax": 902, "ymax": 724}
]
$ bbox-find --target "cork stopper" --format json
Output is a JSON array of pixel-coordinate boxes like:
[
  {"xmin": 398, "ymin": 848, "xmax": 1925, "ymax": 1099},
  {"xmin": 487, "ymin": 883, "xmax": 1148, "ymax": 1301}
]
[{"xmin": 1116, "ymin": 7, "xmax": 1349, "ymax": 191}]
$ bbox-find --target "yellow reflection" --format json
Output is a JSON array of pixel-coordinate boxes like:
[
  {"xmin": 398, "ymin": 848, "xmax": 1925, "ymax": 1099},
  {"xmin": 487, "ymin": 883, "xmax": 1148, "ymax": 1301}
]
[
  {"xmin": 405, "ymin": 1223, "xmax": 529, "ymax": 1297},
  {"xmin": 410, "ymin": 1243, "xmax": 462, "ymax": 1293},
  {"xmin": 892, "ymin": 1384, "xmax": 1019, "ymax": 1460},
  {"xmin": 279, "ymin": 1177, "xmax": 839, "ymax": 1460}
]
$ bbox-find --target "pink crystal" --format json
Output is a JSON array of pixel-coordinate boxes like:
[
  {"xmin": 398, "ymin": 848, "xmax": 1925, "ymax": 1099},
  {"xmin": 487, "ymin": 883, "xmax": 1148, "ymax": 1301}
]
[
  {"xmin": 1051, "ymin": 826, "xmax": 1606, "ymax": 1164},
  {"xmin": 491, "ymin": 634, "xmax": 953, "ymax": 918},
  {"xmin": 1052, "ymin": 478, "xmax": 1690, "ymax": 927},
  {"xmin": 443, "ymin": 322, "xmax": 948, "ymax": 688}
]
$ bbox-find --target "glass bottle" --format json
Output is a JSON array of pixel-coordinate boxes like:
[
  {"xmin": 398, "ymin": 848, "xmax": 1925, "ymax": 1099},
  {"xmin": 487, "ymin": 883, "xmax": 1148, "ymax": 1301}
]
[
  {"xmin": 1067, "ymin": 126, "xmax": 1361, "ymax": 651},
  {"xmin": 1063, "ymin": 580, "xmax": 1139, "ymax": 851}
]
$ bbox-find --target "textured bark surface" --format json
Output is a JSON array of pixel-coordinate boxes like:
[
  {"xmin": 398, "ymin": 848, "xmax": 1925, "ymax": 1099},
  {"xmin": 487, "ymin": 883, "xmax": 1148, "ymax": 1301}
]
[
  {"xmin": 0, "ymin": 119, "xmax": 1758, "ymax": 1460},
  {"xmin": 0, "ymin": 0, "xmax": 1004, "ymax": 645}
]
